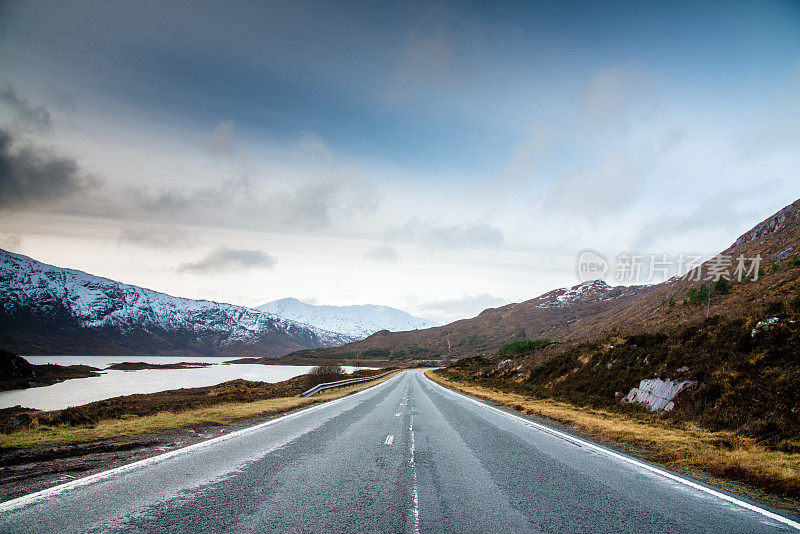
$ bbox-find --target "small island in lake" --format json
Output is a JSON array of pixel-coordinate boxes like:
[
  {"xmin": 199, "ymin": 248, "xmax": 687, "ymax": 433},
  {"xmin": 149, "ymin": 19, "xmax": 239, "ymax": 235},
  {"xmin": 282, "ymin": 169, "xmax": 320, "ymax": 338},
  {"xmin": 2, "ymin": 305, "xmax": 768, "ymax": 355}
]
[{"xmin": 105, "ymin": 361, "xmax": 212, "ymax": 371}]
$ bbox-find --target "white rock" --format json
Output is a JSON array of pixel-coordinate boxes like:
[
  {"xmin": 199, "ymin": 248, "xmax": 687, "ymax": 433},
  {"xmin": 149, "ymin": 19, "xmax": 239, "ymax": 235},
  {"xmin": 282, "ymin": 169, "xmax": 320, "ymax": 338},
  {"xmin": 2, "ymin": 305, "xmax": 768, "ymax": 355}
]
[{"xmin": 621, "ymin": 378, "xmax": 697, "ymax": 412}]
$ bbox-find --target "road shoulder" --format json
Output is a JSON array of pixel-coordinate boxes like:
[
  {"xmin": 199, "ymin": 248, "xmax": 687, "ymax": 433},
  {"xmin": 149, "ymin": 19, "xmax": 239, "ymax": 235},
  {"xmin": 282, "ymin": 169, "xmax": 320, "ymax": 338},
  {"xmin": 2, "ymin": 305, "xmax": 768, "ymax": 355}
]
[{"xmin": 425, "ymin": 369, "xmax": 800, "ymax": 518}]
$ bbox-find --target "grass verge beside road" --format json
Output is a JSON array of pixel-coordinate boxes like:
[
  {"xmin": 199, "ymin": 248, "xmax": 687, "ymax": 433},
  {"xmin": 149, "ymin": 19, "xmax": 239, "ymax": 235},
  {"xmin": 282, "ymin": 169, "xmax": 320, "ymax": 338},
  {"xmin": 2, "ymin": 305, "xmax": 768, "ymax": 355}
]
[
  {"xmin": 0, "ymin": 371, "xmax": 401, "ymax": 448},
  {"xmin": 426, "ymin": 369, "xmax": 800, "ymax": 508}
]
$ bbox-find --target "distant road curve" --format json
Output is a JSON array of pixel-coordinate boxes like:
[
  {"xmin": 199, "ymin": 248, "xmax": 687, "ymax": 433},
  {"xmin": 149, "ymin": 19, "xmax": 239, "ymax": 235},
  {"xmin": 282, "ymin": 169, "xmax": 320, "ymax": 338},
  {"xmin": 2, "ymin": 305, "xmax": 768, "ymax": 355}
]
[{"xmin": 1, "ymin": 370, "xmax": 798, "ymax": 533}]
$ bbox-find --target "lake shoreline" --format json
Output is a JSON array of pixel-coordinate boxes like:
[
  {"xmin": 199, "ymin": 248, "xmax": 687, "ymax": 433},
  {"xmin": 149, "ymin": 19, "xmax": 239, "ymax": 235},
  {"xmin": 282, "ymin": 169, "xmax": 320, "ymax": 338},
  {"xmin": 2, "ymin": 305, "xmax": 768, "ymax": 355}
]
[
  {"xmin": 0, "ymin": 369, "xmax": 399, "ymax": 502},
  {"xmin": 0, "ymin": 354, "xmax": 372, "ymax": 411}
]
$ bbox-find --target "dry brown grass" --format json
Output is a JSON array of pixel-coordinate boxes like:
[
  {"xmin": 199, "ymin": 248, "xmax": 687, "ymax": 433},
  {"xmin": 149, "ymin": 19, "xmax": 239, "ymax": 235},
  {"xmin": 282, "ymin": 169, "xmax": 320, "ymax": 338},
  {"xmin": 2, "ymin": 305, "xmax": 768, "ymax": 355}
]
[
  {"xmin": 0, "ymin": 371, "xmax": 402, "ymax": 448},
  {"xmin": 426, "ymin": 370, "xmax": 800, "ymax": 502}
]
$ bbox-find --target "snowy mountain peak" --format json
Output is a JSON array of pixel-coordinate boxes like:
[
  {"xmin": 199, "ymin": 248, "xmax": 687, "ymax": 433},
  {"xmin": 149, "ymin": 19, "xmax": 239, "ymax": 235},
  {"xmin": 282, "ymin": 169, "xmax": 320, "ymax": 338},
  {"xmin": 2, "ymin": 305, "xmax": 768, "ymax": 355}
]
[{"xmin": 257, "ymin": 298, "xmax": 437, "ymax": 340}]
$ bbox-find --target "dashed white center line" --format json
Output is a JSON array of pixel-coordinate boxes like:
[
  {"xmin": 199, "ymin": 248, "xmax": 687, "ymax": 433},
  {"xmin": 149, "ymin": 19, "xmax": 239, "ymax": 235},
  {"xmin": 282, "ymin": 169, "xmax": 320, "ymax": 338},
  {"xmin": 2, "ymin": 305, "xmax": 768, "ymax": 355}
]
[
  {"xmin": 409, "ymin": 415, "xmax": 420, "ymax": 534},
  {"xmin": 384, "ymin": 434, "xmax": 394, "ymax": 445}
]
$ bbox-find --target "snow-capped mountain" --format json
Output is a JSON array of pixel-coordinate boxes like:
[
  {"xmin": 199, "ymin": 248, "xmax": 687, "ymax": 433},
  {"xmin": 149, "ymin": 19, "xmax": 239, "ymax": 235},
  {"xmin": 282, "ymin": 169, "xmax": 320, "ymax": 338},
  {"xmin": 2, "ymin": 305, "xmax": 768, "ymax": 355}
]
[
  {"xmin": 0, "ymin": 249, "xmax": 351, "ymax": 356},
  {"xmin": 257, "ymin": 298, "xmax": 437, "ymax": 340}
]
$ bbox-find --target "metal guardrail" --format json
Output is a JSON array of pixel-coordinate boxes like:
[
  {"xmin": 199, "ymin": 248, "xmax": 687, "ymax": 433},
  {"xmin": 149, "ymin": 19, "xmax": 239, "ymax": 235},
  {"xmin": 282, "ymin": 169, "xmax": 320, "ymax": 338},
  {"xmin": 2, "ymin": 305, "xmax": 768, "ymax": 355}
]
[{"xmin": 298, "ymin": 370, "xmax": 396, "ymax": 397}]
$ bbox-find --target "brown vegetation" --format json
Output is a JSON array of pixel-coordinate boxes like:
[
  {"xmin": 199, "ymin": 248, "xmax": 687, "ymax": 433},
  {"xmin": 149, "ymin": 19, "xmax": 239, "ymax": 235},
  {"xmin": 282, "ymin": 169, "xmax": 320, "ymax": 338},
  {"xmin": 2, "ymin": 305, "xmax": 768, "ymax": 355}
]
[{"xmin": 427, "ymin": 370, "xmax": 800, "ymax": 503}]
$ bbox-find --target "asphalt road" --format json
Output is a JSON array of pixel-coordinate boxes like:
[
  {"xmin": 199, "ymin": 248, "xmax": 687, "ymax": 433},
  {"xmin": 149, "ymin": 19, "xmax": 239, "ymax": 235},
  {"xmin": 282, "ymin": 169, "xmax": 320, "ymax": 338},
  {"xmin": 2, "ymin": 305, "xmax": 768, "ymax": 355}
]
[{"xmin": 1, "ymin": 369, "xmax": 798, "ymax": 533}]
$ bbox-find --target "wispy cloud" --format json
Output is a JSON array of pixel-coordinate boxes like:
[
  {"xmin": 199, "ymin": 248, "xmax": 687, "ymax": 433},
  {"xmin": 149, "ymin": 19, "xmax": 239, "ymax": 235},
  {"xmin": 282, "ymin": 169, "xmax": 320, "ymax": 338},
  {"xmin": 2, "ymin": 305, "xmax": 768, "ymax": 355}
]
[
  {"xmin": 296, "ymin": 130, "xmax": 332, "ymax": 159},
  {"xmin": 632, "ymin": 185, "xmax": 770, "ymax": 250},
  {"xmin": 202, "ymin": 120, "xmax": 237, "ymax": 157},
  {"xmin": 543, "ymin": 154, "xmax": 642, "ymax": 219},
  {"xmin": 118, "ymin": 225, "xmax": 192, "ymax": 249},
  {"xmin": 0, "ymin": 232, "xmax": 21, "ymax": 251},
  {"xmin": 578, "ymin": 66, "xmax": 655, "ymax": 130},
  {"xmin": 364, "ymin": 244, "xmax": 398, "ymax": 262},
  {"xmin": 177, "ymin": 247, "xmax": 276, "ymax": 274},
  {"xmin": 389, "ymin": 217, "xmax": 503, "ymax": 249},
  {"xmin": 414, "ymin": 293, "xmax": 508, "ymax": 323}
]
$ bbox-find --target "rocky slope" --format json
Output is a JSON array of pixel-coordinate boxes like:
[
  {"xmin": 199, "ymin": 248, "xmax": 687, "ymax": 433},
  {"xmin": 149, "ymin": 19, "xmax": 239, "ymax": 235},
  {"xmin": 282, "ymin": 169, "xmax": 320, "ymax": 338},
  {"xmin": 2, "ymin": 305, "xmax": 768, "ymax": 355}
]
[
  {"xmin": 0, "ymin": 250, "xmax": 351, "ymax": 356},
  {"xmin": 257, "ymin": 298, "xmax": 437, "ymax": 340}
]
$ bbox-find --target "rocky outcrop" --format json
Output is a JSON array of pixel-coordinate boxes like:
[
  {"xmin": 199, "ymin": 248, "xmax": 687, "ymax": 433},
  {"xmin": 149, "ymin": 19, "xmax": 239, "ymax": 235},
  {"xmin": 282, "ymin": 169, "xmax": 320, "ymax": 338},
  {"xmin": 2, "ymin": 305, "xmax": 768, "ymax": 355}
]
[
  {"xmin": 621, "ymin": 378, "xmax": 697, "ymax": 411},
  {"xmin": 731, "ymin": 199, "xmax": 800, "ymax": 248},
  {"xmin": 751, "ymin": 317, "xmax": 780, "ymax": 337}
]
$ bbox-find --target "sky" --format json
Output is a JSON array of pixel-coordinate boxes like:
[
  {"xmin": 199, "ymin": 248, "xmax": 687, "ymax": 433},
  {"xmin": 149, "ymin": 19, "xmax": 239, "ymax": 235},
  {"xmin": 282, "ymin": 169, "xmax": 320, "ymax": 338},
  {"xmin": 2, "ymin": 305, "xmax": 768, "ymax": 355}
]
[{"xmin": 0, "ymin": 0, "xmax": 799, "ymax": 323}]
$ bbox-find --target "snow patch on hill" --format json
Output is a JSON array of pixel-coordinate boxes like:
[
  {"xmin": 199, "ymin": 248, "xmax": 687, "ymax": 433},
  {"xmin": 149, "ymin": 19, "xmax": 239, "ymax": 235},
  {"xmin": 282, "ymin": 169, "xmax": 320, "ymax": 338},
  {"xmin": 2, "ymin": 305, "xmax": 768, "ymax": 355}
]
[{"xmin": 535, "ymin": 280, "xmax": 615, "ymax": 309}]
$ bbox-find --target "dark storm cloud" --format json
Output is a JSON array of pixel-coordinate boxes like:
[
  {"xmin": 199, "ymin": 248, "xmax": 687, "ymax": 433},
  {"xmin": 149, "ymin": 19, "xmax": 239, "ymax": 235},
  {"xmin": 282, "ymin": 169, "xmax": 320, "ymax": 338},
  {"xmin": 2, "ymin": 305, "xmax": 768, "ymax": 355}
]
[
  {"xmin": 0, "ymin": 129, "xmax": 94, "ymax": 209},
  {"xmin": 177, "ymin": 247, "xmax": 276, "ymax": 274}
]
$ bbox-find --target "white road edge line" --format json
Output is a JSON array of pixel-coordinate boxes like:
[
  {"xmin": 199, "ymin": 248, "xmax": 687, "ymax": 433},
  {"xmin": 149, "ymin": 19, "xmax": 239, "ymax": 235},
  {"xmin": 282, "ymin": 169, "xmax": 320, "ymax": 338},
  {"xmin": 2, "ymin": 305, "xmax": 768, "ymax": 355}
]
[
  {"xmin": 0, "ymin": 372, "xmax": 404, "ymax": 514},
  {"xmin": 423, "ymin": 371, "xmax": 800, "ymax": 531}
]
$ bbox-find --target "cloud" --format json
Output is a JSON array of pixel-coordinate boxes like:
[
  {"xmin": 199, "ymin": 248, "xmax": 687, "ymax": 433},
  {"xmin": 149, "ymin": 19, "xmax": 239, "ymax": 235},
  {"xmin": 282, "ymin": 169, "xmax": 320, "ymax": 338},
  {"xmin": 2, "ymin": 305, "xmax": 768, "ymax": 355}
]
[
  {"xmin": 203, "ymin": 121, "xmax": 237, "ymax": 157},
  {"xmin": 578, "ymin": 66, "xmax": 654, "ymax": 129},
  {"xmin": 0, "ymin": 232, "xmax": 21, "ymax": 251},
  {"xmin": 126, "ymin": 169, "xmax": 379, "ymax": 231},
  {"xmin": 364, "ymin": 244, "xmax": 398, "ymax": 262},
  {"xmin": 0, "ymin": 129, "xmax": 96, "ymax": 210},
  {"xmin": 272, "ymin": 172, "xmax": 380, "ymax": 229},
  {"xmin": 508, "ymin": 123, "xmax": 550, "ymax": 179},
  {"xmin": 0, "ymin": 86, "xmax": 52, "ymax": 132},
  {"xmin": 118, "ymin": 225, "xmax": 192, "ymax": 249},
  {"xmin": 389, "ymin": 217, "xmax": 504, "ymax": 249},
  {"xmin": 296, "ymin": 130, "xmax": 332, "ymax": 158},
  {"xmin": 632, "ymin": 186, "xmax": 768, "ymax": 250},
  {"xmin": 385, "ymin": 4, "xmax": 495, "ymax": 106},
  {"xmin": 543, "ymin": 154, "xmax": 641, "ymax": 219},
  {"xmin": 415, "ymin": 293, "xmax": 508, "ymax": 323},
  {"xmin": 177, "ymin": 247, "xmax": 276, "ymax": 274}
]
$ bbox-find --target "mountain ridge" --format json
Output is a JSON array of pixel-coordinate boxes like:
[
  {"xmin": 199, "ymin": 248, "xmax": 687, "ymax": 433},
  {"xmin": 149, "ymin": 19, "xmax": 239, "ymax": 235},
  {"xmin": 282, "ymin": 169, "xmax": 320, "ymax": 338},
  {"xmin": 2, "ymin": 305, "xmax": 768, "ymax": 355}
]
[
  {"xmin": 0, "ymin": 249, "xmax": 351, "ymax": 356},
  {"xmin": 257, "ymin": 297, "xmax": 437, "ymax": 340}
]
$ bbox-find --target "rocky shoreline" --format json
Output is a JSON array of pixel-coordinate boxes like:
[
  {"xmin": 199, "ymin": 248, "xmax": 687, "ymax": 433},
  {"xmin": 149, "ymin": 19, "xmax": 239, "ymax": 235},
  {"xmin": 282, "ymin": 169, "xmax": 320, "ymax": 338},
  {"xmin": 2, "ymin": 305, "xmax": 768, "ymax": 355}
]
[{"xmin": 0, "ymin": 350, "xmax": 100, "ymax": 392}]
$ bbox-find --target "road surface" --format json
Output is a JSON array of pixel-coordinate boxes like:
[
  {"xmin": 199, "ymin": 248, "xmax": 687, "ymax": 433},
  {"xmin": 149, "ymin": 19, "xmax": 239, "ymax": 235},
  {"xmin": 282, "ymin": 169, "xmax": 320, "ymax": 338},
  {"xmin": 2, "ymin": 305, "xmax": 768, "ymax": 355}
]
[{"xmin": 1, "ymin": 369, "xmax": 798, "ymax": 533}]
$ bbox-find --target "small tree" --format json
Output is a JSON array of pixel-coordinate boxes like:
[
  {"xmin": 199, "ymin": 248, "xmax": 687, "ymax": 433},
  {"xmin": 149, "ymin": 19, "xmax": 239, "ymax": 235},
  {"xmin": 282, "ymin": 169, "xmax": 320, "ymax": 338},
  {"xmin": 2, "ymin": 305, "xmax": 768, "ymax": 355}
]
[
  {"xmin": 712, "ymin": 277, "xmax": 730, "ymax": 295},
  {"xmin": 687, "ymin": 284, "xmax": 709, "ymax": 305},
  {"xmin": 306, "ymin": 362, "xmax": 346, "ymax": 387}
]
